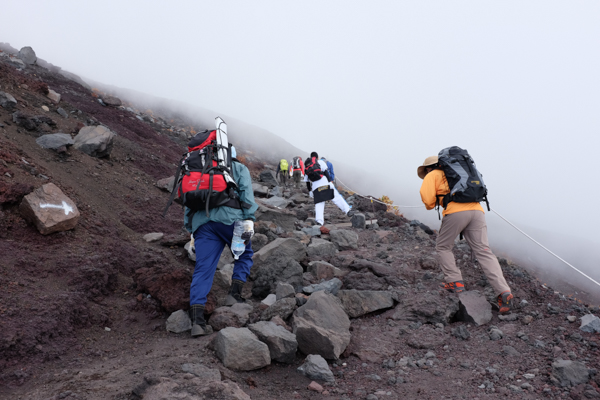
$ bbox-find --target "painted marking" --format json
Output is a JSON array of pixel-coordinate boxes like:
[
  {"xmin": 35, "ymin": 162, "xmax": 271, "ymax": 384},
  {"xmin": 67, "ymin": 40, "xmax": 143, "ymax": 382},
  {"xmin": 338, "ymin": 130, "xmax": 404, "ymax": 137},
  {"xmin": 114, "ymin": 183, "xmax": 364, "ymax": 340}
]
[{"xmin": 40, "ymin": 201, "xmax": 74, "ymax": 215}]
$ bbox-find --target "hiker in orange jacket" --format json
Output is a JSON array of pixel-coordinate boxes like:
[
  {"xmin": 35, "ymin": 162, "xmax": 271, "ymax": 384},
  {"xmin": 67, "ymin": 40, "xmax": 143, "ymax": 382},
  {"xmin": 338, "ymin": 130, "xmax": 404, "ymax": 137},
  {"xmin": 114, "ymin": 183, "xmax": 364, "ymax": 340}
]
[
  {"xmin": 418, "ymin": 155, "xmax": 513, "ymax": 314},
  {"xmin": 289, "ymin": 156, "xmax": 305, "ymax": 189}
]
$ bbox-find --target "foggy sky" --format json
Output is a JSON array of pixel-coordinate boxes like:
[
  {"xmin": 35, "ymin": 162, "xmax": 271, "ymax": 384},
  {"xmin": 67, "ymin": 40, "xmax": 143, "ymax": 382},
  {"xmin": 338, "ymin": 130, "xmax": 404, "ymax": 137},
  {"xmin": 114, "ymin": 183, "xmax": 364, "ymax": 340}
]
[{"xmin": 3, "ymin": 1, "xmax": 600, "ymax": 289}]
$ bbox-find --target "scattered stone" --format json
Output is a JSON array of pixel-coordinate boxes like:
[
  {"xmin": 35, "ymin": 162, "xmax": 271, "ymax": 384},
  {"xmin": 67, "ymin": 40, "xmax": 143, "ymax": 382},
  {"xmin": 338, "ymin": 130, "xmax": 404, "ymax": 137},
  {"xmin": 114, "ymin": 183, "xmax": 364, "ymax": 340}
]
[
  {"xmin": 74, "ymin": 125, "xmax": 116, "ymax": 158},
  {"xmin": 101, "ymin": 94, "xmax": 122, "ymax": 107},
  {"xmin": 522, "ymin": 315, "xmax": 534, "ymax": 325},
  {"xmin": 303, "ymin": 278, "xmax": 343, "ymax": 296},
  {"xmin": 456, "ymin": 291, "xmax": 492, "ymax": 326},
  {"xmin": 329, "ymin": 229, "xmax": 359, "ymax": 250},
  {"xmin": 552, "ymin": 359, "xmax": 591, "ymax": 387},
  {"xmin": 502, "ymin": 346, "xmax": 520, "ymax": 356},
  {"xmin": 253, "ymin": 237, "xmax": 307, "ymax": 264},
  {"xmin": 0, "ymin": 91, "xmax": 17, "ymax": 110},
  {"xmin": 307, "ymin": 238, "xmax": 338, "ymax": 257},
  {"xmin": 275, "ymin": 282, "xmax": 296, "ymax": 300},
  {"xmin": 351, "ymin": 213, "xmax": 366, "ymax": 229},
  {"xmin": 165, "ymin": 310, "xmax": 191, "ymax": 333},
  {"xmin": 143, "ymin": 232, "xmax": 164, "ymax": 242},
  {"xmin": 261, "ymin": 298, "xmax": 297, "ymax": 321},
  {"xmin": 262, "ymin": 196, "xmax": 291, "ymax": 209},
  {"xmin": 248, "ymin": 321, "xmax": 298, "ymax": 363},
  {"xmin": 155, "ymin": 176, "xmax": 175, "ymax": 192},
  {"xmin": 181, "ymin": 363, "xmax": 221, "ymax": 381},
  {"xmin": 251, "ymin": 233, "xmax": 268, "ymax": 251},
  {"xmin": 308, "ymin": 261, "xmax": 335, "ymax": 281},
  {"xmin": 262, "ymin": 294, "xmax": 277, "ymax": 306},
  {"xmin": 47, "ymin": 89, "xmax": 61, "ymax": 104},
  {"xmin": 35, "ymin": 133, "xmax": 74, "ymax": 150},
  {"xmin": 307, "ymin": 381, "xmax": 323, "ymax": 392},
  {"xmin": 251, "ymin": 257, "xmax": 304, "ymax": 298},
  {"xmin": 498, "ymin": 313, "xmax": 519, "ymax": 321},
  {"xmin": 297, "ymin": 354, "xmax": 335, "ymax": 382},
  {"xmin": 580, "ymin": 314, "xmax": 600, "ymax": 333},
  {"xmin": 293, "ymin": 291, "xmax": 351, "ymax": 359},
  {"xmin": 209, "ymin": 303, "xmax": 253, "ymax": 331},
  {"xmin": 452, "ymin": 325, "xmax": 471, "ymax": 341},
  {"xmin": 302, "ymin": 225, "xmax": 322, "ymax": 237},
  {"xmin": 392, "ymin": 291, "xmax": 460, "ymax": 325},
  {"xmin": 214, "ymin": 327, "xmax": 271, "ymax": 371},
  {"xmin": 252, "ymin": 182, "xmax": 269, "ymax": 196},
  {"xmin": 19, "ymin": 183, "xmax": 80, "ymax": 235},
  {"xmin": 336, "ymin": 290, "xmax": 394, "ymax": 318},
  {"xmin": 41, "ymin": 105, "xmax": 49, "ymax": 112},
  {"xmin": 259, "ymin": 170, "xmax": 278, "ymax": 187},
  {"xmin": 567, "ymin": 315, "xmax": 577, "ymax": 323},
  {"xmin": 489, "ymin": 327, "xmax": 504, "ymax": 341},
  {"xmin": 56, "ymin": 107, "xmax": 68, "ymax": 118}
]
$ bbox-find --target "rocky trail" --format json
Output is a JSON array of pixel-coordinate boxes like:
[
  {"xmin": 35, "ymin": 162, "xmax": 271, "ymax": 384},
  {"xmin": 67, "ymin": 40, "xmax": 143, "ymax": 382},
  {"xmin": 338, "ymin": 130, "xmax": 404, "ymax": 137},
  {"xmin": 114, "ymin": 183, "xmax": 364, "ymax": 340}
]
[{"xmin": 1, "ymin": 44, "xmax": 600, "ymax": 400}]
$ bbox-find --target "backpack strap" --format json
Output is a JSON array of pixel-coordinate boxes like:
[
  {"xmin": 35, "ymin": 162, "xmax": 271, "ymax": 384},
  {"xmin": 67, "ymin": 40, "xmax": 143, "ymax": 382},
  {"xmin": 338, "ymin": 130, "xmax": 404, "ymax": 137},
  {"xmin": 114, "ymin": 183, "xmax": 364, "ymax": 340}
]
[{"xmin": 162, "ymin": 155, "xmax": 186, "ymax": 217}]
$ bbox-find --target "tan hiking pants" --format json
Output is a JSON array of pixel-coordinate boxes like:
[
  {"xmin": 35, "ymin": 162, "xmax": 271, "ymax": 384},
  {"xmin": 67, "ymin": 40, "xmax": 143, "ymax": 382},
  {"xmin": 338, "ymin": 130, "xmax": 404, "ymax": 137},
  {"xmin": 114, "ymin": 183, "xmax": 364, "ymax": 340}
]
[{"xmin": 436, "ymin": 210, "xmax": 510, "ymax": 296}]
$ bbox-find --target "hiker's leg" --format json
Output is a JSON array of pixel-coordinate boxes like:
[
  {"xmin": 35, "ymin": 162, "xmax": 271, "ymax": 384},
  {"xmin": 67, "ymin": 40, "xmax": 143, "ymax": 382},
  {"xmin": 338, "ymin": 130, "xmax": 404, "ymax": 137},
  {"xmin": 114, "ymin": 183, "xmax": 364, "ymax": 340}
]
[
  {"xmin": 315, "ymin": 201, "xmax": 325, "ymax": 225},
  {"xmin": 190, "ymin": 221, "xmax": 227, "ymax": 306},
  {"xmin": 462, "ymin": 211, "xmax": 510, "ymax": 296},
  {"xmin": 330, "ymin": 185, "xmax": 350, "ymax": 213},
  {"xmin": 436, "ymin": 212, "xmax": 470, "ymax": 283}
]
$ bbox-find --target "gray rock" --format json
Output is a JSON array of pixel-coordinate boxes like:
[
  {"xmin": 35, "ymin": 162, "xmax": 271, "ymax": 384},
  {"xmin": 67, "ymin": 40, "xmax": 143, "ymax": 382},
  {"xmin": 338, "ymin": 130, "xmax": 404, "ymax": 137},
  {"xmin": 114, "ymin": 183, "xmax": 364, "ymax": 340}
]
[
  {"xmin": 17, "ymin": 46, "xmax": 37, "ymax": 64},
  {"xmin": 181, "ymin": 363, "xmax": 221, "ymax": 381},
  {"xmin": 261, "ymin": 196, "xmax": 291, "ymax": 209},
  {"xmin": 19, "ymin": 183, "xmax": 80, "ymax": 235},
  {"xmin": 143, "ymin": 232, "xmax": 164, "ymax": 242},
  {"xmin": 452, "ymin": 325, "xmax": 470, "ymax": 340},
  {"xmin": 308, "ymin": 261, "xmax": 335, "ymax": 281},
  {"xmin": 251, "ymin": 257, "xmax": 304, "ymax": 298},
  {"xmin": 251, "ymin": 233, "xmax": 268, "ymax": 251},
  {"xmin": 261, "ymin": 298, "xmax": 297, "ymax": 321},
  {"xmin": 580, "ymin": 314, "xmax": 600, "ymax": 333},
  {"xmin": 502, "ymin": 346, "xmax": 520, "ymax": 356},
  {"xmin": 255, "ymin": 206, "xmax": 297, "ymax": 231},
  {"xmin": 297, "ymin": 354, "xmax": 335, "ymax": 382},
  {"xmin": 259, "ymin": 170, "xmax": 278, "ymax": 188},
  {"xmin": 59, "ymin": 70, "xmax": 92, "ymax": 90},
  {"xmin": 455, "ymin": 291, "xmax": 492, "ymax": 326},
  {"xmin": 293, "ymin": 290, "xmax": 351, "ymax": 359},
  {"xmin": 101, "ymin": 95, "xmax": 122, "ymax": 107},
  {"xmin": 301, "ymin": 226, "xmax": 322, "ymax": 237},
  {"xmin": 351, "ymin": 213, "xmax": 366, "ymax": 229},
  {"xmin": 155, "ymin": 176, "xmax": 175, "ymax": 192},
  {"xmin": 73, "ymin": 125, "xmax": 116, "ymax": 158},
  {"xmin": 329, "ymin": 229, "xmax": 359, "ymax": 250},
  {"xmin": 0, "ymin": 91, "xmax": 17, "ymax": 110},
  {"xmin": 337, "ymin": 290, "xmax": 394, "ymax": 318},
  {"xmin": 132, "ymin": 376, "xmax": 250, "ymax": 400},
  {"xmin": 391, "ymin": 292, "xmax": 460, "ymax": 325},
  {"xmin": 214, "ymin": 327, "xmax": 271, "ymax": 371},
  {"xmin": 343, "ymin": 271, "xmax": 387, "ymax": 290},
  {"xmin": 253, "ymin": 238, "xmax": 306, "ymax": 265},
  {"xmin": 56, "ymin": 108, "xmax": 68, "ymax": 118},
  {"xmin": 489, "ymin": 327, "xmax": 504, "ymax": 341},
  {"xmin": 303, "ymin": 278, "xmax": 343, "ymax": 296},
  {"xmin": 248, "ymin": 321, "xmax": 298, "ymax": 363},
  {"xmin": 307, "ymin": 238, "xmax": 338, "ymax": 257},
  {"xmin": 209, "ymin": 303, "xmax": 253, "ymax": 331},
  {"xmin": 47, "ymin": 89, "xmax": 61, "ymax": 104},
  {"xmin": 165, "ymin": 310, "xmax": 191, "ymax": 333},
  {"xmin": 35, "ymin": 133, "xmax": 74, "ymax": 150},
  {"xmin": 276, "ymin": 282, "xmax": 296, "ymax": 300},
  {"xmin": 252, "ymin": 182, "xmax": 269, "ymax": 196},
  {"xmin": 552, "ymin": 359, "xmax": 591, "ymax": 387}
]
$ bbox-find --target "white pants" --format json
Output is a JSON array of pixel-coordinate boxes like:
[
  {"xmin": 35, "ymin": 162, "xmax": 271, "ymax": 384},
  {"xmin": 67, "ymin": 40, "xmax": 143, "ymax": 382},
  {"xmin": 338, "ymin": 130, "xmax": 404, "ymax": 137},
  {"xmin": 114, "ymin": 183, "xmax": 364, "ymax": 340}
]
[{"xmin": 314, "ymin": 183, "xmax": 350, "ymax": 225}]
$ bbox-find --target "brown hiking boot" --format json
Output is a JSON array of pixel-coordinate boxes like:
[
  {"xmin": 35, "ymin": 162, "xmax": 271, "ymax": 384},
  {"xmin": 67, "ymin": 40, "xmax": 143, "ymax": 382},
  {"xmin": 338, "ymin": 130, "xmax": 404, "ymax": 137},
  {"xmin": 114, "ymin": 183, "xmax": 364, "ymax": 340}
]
[
  {"xmin": 497, "ymin": 291, "xmax": 513, "ymax": 314},
  {"xmin": 441, "ymin": 281, "xmax": 465, "ymax": 293}
]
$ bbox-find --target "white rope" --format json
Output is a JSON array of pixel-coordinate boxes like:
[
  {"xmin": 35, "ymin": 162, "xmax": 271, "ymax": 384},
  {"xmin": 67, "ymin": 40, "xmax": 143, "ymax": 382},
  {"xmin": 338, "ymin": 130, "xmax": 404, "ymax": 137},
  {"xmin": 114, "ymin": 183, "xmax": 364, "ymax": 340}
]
[
  {"xmin": 490, "ymin": 208, "xmax": 600, "ymax": 288},
  {"xmin": 335, "ymin": 176, "xmax": 600, "ymax": 289}
]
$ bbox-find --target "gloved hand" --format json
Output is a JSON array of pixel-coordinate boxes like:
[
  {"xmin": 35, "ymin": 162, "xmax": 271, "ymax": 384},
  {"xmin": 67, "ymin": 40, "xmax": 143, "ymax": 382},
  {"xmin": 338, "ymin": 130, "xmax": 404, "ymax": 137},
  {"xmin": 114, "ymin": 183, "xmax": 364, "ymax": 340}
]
[
  {"xmin": 309, "ymin": 191, "xmax": 314, "ymax": 199},
  {"xmin": 241, "ymin": 220, "xmax": 254, "ymax": 242},
  {"xmin": 190, "ymin": 234, "xmax": 195, "ymax": 252}
]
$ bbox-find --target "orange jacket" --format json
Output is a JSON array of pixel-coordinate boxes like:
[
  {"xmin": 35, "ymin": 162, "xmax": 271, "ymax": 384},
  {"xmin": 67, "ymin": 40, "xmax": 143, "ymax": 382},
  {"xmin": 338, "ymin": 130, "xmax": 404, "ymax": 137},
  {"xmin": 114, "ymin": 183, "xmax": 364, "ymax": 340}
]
[{"xmin": 420, "ymin": 169, "xmax": 483, "ymax": 216}]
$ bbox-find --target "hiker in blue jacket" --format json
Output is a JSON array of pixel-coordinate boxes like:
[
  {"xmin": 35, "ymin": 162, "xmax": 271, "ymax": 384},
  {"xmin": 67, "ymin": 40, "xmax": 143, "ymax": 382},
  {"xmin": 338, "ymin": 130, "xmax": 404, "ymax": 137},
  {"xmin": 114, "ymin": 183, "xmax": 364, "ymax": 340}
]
[
  {"xmin": 184, "ymin": 146, "xmax": 258, "ymax": 337},
  {"xmin": 321, "ymin": 157, "xmax": 335, "ymax": 184}
]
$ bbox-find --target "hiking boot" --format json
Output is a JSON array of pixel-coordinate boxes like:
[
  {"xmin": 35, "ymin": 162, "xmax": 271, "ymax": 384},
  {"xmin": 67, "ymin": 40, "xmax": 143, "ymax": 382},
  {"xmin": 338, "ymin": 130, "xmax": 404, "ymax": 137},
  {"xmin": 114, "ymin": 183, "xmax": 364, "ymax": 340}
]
[
  {"xmin": 442, "ymin": 281, "xmax": 465, "ymax": 293},
  {"xmin": 497, "ymin": 291, "xmax": 513, "ymax": 314},
  {"xmin": 346, "ymin": 207, "xmax": 356, "ymax": 217},
  {"xmin": 224, "ymin": 279, "xmax": 245, "ymax": 306},
  {"xmin": 189, "ymin": 304, "xmax": 213, "ymax": 337}
]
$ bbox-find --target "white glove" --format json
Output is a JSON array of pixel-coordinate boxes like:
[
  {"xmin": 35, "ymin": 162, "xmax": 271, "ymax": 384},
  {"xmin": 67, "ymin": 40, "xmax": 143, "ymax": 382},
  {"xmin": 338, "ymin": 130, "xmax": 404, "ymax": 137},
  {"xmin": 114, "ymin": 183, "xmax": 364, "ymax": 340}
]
[
  {"xmin": 309, "ymin": 191, "xmax": 314, "ymax": 199},
  {"xmin": 190, "ymin": 234, "xmax": 195, "ymax": 252},
  {"xmin": 241, "ymin": 220, "xmax": 254, "ymax": 241}
]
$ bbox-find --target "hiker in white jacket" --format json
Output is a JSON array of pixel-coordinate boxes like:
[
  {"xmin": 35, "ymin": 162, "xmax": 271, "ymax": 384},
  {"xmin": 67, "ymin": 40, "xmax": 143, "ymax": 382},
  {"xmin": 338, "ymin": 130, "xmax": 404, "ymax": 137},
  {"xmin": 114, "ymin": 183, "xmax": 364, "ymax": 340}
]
[{"xmin": 303, "ymin": 152, "xmax": 353, "ymax": 225}]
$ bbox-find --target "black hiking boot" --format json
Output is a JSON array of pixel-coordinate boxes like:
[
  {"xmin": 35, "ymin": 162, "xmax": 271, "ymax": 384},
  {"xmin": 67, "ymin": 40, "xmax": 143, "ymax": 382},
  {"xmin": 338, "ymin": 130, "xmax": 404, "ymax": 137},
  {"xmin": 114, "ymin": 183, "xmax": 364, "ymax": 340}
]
[
  {"xmin": 188, "ymin": 304, "xmax": 213, "ymax": 337},
  {"xmin": 224, "ymin": 279, "xmax": 245, "ymax": 306}
]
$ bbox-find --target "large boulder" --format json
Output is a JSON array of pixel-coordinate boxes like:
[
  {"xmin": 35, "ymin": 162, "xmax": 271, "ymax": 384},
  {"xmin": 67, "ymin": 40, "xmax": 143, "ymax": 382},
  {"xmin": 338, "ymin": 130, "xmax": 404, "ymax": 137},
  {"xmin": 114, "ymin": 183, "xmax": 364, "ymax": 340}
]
[
  {"xmin": 255, "ymin": 206, "xmax": 297, "ymax": 232},
  {"xmin": 248, "ymin": 321, "xmax": 298, "ymax": 364},
  {"xmin": 261, "ymin": 196, "xmax": 291, "ymax": 209},
  {"xmin": 214, "ymin": 327, "xmax": 271, "ymax": 371},
  {"xmin": 0, "ymin": 91, "xmax": 17, "ymax": 110},
  {"xmin": 259, "ymin": 170, "xmax": 278, "ymax": 188},
  {"xmin": 391, "ymin": 291, "xmax": 459, "ymax": 325},
  {"xmin": 307, "ymin": 238, "xmax": 338, "ymax": 258},
  {"xmin": 337, "ymin": 290, "xmax": 394, "ymax": 318},
  {"xmin": 253, "ymin": 238, "xmax": 307, "ymax": 264},
  {"xmin": 293, "ymin": 291, "xmax": 351, "ymax": 359},
  {"xmin": 209, "ymin": 303, "xmax": 253, "ymax": 331},
  {"xmin": 47, "ymin": 89, "xmax": 61, "ymax": 104},
  {"xmin": 101, "ymin": 94, "xmax": 122, "ymax": 107},
  {"xmin": 261, "ymin": 297, "xmax": 297, "ymax": 321},
  {"xmin": 19, "ymin": 183, "xmax": 80, "ymax": 235},
  {"xmin": 251, "ymin": 258, "xmax": 304, "ymax": 298},
  {"xmin": 329, "ymin": 229, "xmax": 359, "ymax": 250},
  {"xmin": 17, "ymin": 46, "xmax": 37, "ymax": 65},
  {"xmin": 36, "ymin": 133, "xmax": 74, "ymax": 150},
  {"xmin": 73, "ymin": 125, "xmax": 116, "ymax": 158}
]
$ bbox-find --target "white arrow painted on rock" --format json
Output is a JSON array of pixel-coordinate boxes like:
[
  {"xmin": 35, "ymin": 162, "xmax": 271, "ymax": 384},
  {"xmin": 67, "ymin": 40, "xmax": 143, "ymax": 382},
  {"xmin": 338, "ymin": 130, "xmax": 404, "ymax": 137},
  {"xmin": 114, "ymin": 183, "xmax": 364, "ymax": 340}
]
[{"xmin": 40, "ymin": 201, "xmax": 74, "ymax": 215}]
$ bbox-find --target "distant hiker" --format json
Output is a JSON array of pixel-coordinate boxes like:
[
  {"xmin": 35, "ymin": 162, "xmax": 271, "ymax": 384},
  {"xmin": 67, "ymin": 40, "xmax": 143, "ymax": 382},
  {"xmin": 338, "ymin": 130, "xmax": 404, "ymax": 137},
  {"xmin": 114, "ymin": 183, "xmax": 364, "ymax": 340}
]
[
  {"xmin": 182, "ymin": 136, "xmax": 258, "ymax": 337},
  {"xmin": 289, "ymin": 156, "xmax": 305, "ymax": 189},
  {"xmin": 276, "ymin": 158, "xmax": 289, "ymax": 186},
  {"xmin": 418, "ymin": 152, "xmax": 513, "ymax": 313},
  {"xmin": 304, "ymin": 151, "xmax": 353, "ymax": 226},
  {"xmin": 320, "ymin": 157, "xmax": 335, "ymax": 184}
]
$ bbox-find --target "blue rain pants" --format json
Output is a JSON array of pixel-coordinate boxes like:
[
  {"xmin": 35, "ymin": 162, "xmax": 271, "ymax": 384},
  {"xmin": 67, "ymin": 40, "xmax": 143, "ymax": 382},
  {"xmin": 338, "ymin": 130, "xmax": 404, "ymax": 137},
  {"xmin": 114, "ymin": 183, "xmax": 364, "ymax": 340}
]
[{"xmin": 190, "ymin": 220, "xmax": 254, "ymax": 306}]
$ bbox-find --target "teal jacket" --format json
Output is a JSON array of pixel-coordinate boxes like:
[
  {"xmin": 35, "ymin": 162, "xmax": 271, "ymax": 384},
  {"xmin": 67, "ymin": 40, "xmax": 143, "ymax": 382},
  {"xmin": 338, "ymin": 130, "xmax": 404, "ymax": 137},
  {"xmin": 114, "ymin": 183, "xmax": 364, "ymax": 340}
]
[{"xmin": 184, "ymin": 161, "xmax": 258, "ymax": 234}]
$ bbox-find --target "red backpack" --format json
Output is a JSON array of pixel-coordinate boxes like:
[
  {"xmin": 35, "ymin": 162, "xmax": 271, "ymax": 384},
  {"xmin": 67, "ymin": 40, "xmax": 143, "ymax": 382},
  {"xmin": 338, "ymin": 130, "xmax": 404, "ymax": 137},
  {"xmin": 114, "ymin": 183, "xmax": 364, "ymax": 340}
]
[
  {"xmin": 304, "ymin": 156, "xmax": 324, "ymax": 182},
  {"xmin": 163, "ymin": 130, "xmax": 250, "ymax": 217}
]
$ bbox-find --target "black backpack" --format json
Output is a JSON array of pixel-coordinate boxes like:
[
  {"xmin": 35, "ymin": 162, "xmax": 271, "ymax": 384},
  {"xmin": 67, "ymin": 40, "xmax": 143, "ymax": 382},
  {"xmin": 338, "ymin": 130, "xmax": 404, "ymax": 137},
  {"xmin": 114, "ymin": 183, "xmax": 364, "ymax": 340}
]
[
  {"xmin": 304, "ymin": 156, "xmax": 323, "ymax": 182},
  {"xmin": 437, "ymin": 146, "xmax": 489, "ymax": 210}
]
